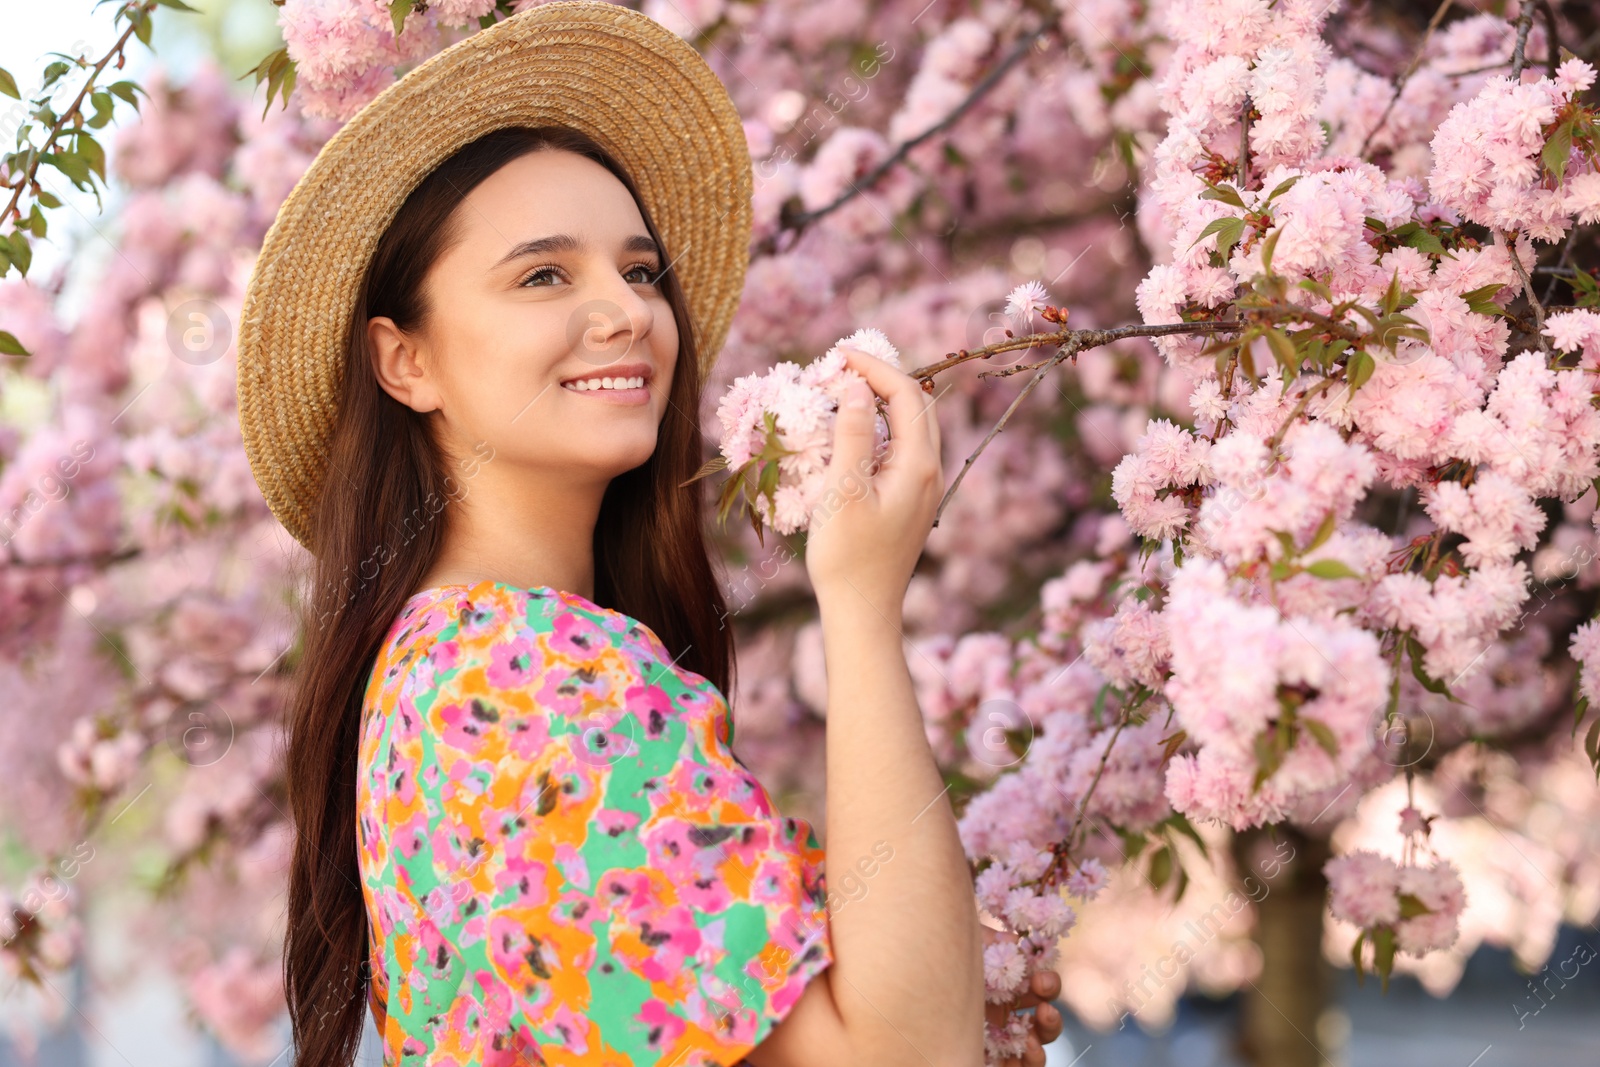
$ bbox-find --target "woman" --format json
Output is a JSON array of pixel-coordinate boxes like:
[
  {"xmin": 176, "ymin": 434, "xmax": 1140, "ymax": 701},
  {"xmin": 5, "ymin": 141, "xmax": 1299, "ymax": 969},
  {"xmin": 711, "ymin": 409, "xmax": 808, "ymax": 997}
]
[{"xmin": 235, "ymin": 4, "xmax": 1064, "ymax": 1066}]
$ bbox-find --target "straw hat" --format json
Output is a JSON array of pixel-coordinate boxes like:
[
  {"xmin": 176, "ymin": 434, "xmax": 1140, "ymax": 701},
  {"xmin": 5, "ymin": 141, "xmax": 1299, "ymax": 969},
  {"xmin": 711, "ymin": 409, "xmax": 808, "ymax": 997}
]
[{"xmin": 235, "ymin": 0, "xmax": 753, "ymax": 554}]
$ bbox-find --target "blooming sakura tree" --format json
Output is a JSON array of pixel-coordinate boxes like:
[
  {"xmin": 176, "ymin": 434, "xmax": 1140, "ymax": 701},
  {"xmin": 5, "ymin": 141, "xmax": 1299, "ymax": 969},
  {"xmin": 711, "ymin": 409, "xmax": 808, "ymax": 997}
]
[{"xmin": 2, "ymin": 0, "xmax": 1599, "ymax": 1064}]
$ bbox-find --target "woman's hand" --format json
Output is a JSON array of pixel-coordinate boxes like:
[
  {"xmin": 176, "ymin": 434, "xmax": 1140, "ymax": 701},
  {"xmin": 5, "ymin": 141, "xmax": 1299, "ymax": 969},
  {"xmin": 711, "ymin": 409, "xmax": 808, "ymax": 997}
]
[
  {"xmin": 983, "ymin": 925, "xmax": 1066, "ymax": 1067},
  {"xmin": 804, "ymin": 346, "xmax": 943, "ymax": 622}
]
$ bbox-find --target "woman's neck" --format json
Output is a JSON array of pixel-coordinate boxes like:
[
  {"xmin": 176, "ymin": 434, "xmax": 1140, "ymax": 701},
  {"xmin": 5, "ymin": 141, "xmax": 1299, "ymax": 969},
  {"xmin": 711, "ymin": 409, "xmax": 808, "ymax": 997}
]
[{"xmin": 415, "ymin": 464, "xmax": 605, "ymax": 600}]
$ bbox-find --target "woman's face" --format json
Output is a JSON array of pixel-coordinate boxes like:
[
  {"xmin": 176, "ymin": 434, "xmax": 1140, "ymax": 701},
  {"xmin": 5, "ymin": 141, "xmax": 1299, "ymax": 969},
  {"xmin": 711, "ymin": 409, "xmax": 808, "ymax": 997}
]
[{"xmin": 371, "ymin": 148, "xmax": 680, "ymax": 485}]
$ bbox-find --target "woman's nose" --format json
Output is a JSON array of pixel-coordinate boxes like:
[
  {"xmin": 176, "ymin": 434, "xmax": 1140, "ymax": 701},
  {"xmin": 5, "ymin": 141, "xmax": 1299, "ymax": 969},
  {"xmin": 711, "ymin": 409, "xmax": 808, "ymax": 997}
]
[
  {"xmin": 580, "ymin": 267, "xmax": 654, "ymax": 358},
  {"xmin": 571, "ymin": 277, "xmax": 654, "ymax": 364}
]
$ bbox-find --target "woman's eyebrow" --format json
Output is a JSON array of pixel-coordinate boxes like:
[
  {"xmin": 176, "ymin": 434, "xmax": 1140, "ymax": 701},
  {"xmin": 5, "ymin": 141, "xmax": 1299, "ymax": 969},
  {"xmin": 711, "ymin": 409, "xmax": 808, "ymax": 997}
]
[{"xmin": 493, "ymin": 233, "xmax": 661, "ymax": 270}]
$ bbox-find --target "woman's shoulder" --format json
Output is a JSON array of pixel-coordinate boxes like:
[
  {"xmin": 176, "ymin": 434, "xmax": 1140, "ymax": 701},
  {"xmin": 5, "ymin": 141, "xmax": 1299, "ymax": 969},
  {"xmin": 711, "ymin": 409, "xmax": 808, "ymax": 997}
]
[{"xmin": 366, "ymin": 579, "xmax": 713, "ymax": 728}]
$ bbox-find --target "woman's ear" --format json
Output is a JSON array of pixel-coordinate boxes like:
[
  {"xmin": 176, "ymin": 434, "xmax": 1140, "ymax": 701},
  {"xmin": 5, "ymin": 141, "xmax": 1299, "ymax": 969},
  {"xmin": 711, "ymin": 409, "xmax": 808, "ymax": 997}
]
[{"xmin": 369, "ymin": 315, "xmax": 442, "ymax": 414}]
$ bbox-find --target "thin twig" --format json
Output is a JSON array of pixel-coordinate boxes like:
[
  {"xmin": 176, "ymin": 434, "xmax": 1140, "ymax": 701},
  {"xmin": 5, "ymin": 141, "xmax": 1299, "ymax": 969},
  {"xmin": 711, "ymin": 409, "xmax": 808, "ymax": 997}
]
[
  {"xmin": 1359, "ymin": 0, "xmax": 1454, "ymax": 157},
  {"xmin": 1510, "ymin": 0, "xmax": 1536, "ymax": 80},
  {"xmin": 1266, "ymin": 375, "xmax": 1341, "ymax": 450},
  {"xmin": 1504, "ymin": 232, "xmax": 1553, "ymax": 354},
  {"xmin": 1443, "ymin": 59, "xmax": 1513, "ymax": 78},
  {"xmin": 1, "ymin": 5, "xmax": 145, "ymax": 221},
  {"xmin": 1238, "ymin": 97, "xmax": 1251, "ymax": 184},
  {"xmin": 960, "ymin": 321, "xmax": 1242, "ymax": 381},
  {"xmin": 1063, "ymin": 715, "xmax": 1131, "ymax": 852},
  {"xmin": 1210, "ymin": 353, "xmax": 1239, "ymax": 443},
  {"xmin": 1540, "ymin": 228, "xmax": 1582, "ymax": 304},
  {"xmin": 931, "ymin": 341, "xmax": 1078, "ymax": 527},
  {"xmin": 751, "ymin": 21, "xmax": 1055, "ymax": 257},
  {"xmin": 1537, "ymin": 0, "xmax": 1559, "ymax": 78}
]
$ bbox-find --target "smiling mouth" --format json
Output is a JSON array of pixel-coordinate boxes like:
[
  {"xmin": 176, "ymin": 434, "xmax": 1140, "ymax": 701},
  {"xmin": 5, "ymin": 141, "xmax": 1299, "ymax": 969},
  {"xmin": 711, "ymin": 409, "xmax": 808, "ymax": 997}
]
[
  {"xmin": 559, "ymin": 361, "xmax": 653, "ymax": 391},
  {"xmin": 560, "ymin": 375, "xmax": 647, "ymax": 392}
]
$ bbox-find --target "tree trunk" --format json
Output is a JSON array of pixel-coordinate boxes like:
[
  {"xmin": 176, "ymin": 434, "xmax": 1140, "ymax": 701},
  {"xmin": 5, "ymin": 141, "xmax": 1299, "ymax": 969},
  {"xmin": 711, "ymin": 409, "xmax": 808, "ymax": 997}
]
[{"xmin": 1232, "ymin": 826, "xmax": 1333, "ymax": 1067}]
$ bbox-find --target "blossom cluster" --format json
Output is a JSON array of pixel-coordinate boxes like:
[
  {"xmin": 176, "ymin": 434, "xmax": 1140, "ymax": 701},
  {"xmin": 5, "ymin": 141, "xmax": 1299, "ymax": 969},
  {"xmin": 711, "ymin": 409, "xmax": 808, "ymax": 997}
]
[
  {"xmin": 1324, "ymin": 851, "xmax": 1466, "ymax": 959},
  {"xmin": 712, "ymin": 328, "xmax": 899, "ymax": 535}
]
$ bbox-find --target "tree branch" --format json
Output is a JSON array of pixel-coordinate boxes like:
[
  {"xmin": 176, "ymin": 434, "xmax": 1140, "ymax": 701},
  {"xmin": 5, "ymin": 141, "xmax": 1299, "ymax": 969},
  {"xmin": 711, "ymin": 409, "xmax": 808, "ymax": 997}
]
[
  {"xmin": 1359, "ymin": 0, "xmax": 1454, "ymax": 158},
  {"xmin": 751, "ymin": 20, "xmax": 1056, "ymax": 257}
]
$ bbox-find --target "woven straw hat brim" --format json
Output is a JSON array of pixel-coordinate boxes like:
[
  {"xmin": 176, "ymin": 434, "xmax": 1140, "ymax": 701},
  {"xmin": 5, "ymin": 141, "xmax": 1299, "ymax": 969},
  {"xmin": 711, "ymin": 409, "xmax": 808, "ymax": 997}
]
[{"xmin": 235, "ymin": 0, "xmax": 753, "ymax": 555}]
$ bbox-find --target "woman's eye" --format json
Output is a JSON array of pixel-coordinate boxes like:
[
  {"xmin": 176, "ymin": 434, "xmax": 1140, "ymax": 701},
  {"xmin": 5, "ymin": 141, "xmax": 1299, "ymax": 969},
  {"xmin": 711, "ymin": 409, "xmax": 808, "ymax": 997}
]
[
  {"xmin": 519, "ymin": 264, "xmax": 661, "ymax": 287},
  {"xmin": 519, "ymin": 266, "xmax": 562, "ymax": 287}
]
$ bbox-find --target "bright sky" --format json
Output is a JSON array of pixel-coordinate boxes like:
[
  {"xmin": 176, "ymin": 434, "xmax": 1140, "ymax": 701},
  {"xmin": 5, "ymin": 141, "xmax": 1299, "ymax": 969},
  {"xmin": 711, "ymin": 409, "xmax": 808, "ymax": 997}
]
[{"xmin": 1, "ymin": 1, "xmax": 278, "ymax": 316}]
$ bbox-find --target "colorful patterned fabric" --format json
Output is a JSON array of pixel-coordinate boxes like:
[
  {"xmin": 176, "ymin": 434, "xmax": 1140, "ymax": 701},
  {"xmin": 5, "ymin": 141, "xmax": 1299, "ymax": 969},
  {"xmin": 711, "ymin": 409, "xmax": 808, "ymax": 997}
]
[{"xmin": 357, "ymin": 581, "xmax": 833, "ymax": 1066}]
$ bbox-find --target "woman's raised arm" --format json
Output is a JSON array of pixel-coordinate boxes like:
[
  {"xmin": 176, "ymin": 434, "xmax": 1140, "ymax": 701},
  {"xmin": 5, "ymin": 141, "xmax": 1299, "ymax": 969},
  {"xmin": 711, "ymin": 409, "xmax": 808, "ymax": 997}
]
[{"xmin": 749, "ymin": 348, "xmax": 985, "ymax": 1067}]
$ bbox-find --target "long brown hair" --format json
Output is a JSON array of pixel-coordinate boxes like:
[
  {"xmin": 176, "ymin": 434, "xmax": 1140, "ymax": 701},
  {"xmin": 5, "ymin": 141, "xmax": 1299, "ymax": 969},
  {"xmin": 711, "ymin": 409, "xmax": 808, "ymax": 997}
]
[{"xmin": 279, "ymin": 125, "xmax": 735, "ymax": 1067}]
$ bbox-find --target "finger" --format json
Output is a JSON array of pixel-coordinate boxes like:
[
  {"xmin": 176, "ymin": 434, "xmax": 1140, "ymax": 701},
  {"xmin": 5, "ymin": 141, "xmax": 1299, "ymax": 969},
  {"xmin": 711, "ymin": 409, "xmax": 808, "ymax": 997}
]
[
  {"xmin": 1023, "ymin": 1032, "xmax": 1045, "ymax": 1067},
  {"xmin": 1031, "ymin": 969, "xmax": 1061, "ymax": 1001},
  {"xmin": 821, "ymin": 373, "xmax": 878, "ymax": 500},
  {"xmin": 1034, "ymin": 1002, "xmax": 1063, "ymax": 1046},
  {"xmin": 838, "ymin": 347, "xmax": 937, "ymax": 469}
]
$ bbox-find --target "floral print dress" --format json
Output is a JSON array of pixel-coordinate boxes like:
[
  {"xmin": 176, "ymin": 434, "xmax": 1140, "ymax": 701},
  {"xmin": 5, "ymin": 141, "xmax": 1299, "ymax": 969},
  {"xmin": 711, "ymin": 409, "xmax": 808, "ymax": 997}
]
[{"xmin": 357, "ymin": 580, "xmax": 834, "ymax": 1066}]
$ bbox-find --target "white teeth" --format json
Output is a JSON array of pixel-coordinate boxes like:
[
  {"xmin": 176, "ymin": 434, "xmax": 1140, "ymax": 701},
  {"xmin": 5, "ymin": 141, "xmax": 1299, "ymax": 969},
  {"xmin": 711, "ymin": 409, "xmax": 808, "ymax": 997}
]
[{"xmin": 563, "ymin": 375, "xmax": 645, "ymax": 392}]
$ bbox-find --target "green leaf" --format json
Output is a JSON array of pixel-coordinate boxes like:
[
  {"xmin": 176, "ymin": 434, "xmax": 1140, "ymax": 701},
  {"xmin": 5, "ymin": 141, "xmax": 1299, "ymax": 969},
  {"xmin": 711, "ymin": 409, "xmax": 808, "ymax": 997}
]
[
  {"xmin": 154, "ymin": 0, "xmax": 201, "ymax": 9},
  {"xmin": 1271, "ymin": 528, "xmax": 1299, "ymax": 559},
  {"xmin": 1265, "ymin": 175, "xmax": 1302, "ymax": 202},
  {"xmin": 390, "ymin": 0, "xmax": 416, "ymax": 36},
  {"xmin": 1307, "ymin": 510, "xmax": 1337, "ymax": 551},
  {"xmin": 1586, "ymin": 718, "xmax": 1600, "ymax": 777},
  {"xmin": 1303, "ymin": 717, "xmax": 1339, "ymax": 757},
  {"xmin": 1199, "ymin": 182, "xmax": 1248, "ymax": 209},
  {"xmin": 1265, "ymin": 327, "xmax": 1298, "ymax": 373},
  {"xmin": 35, "ymin": 189, "xmax": 61, "ymax": 209},
  {"xmin": 1459, "ymin": 283, "xmax": 1505, "ymax": 316},
  {"xmin": 132, "ymin": 7, "xmax": 154, "ymax": 46},
  {"xmin": 1238, "ymin": 330, "xmax": 1260, "ymax": 385},
  {"xmin": 1569, "ymin": 269, "xmax": 1600, "ymax": 309},
  {"xmin": 1305, "ymin": 559, "xmax": 1361, "ymax": 580},
  {"xmin": 1380, "ymin": 268, "xmax": 1404, "ymax": 316},
  {"xmin": 1402, "ymin": 228, "xmax": 1447, "ymax": 256},
  {"xmin": 277, "ymin": 62, "xmax": 298, "ymax": 115},
  {"xmin": 1298, "ymin": 277, "xmax": 1333, "ymax": 303},
  {"xmin": 1091, "ymin": 682, "xmax": 1113, "ymax": 727},
  {"xmin": 24, "ymin": 203, "xmax": 46, "ymax": 238},
  {"xmin": 3, "ymin": 231, "xmax": 30, "ymax": 276},
  {"xmin": 756, "ymin": 458, "xmax": 780, "ymax": 508},
  {"xmin": 1260, "ymin": 227, "xmax": 1283, "ymax": 275},
  {"xmin": 1543, "ymin": 118, "xmax": 1574, "ymax": 185},
  {"xmin": 87, "ymin": 91, "xmax": 114, "ymax": 130},
  {"xmin": 41, "ymin": 61, "xmax": 72, "ymax": 89},
  {"xmin": 1397, "ymin": 893, "xmax": 1431, "ymax": 920},
  {"xmin": 1252, "ymin": 728, "xmax": 1282, "ymax": 791},
  {"xmin": 1373, "ymin": 926, "xmax": 1396, "ymax": 993},
  {"xmin": 0, "ymin": 330, "xmax": 30, "ymax": 356},
  {"xmin": 1405, "ymin": 634, "xmax": 1456, "ymax": 699},
  {"xmin": 1346, "ymin": 350, "xmax": 1376, "ymax": 395},
  {"xmin": 48, "ymin": 149, "xmax": 90, "ymax": 188},
  {"xmin": 0, "ymin": 68, "xmax": 18, "ymax": 100},
  {"xmin": 1191, "ymin": 216, "xmax": 1246, "ymax": 261},
  {"xmin": 1160, "ymin": 730, "xmax": 1188, "ymax": 763},
  {"xmin": 74, "ymin": 132, "xmax": 105, "ymax": 182},
  {"xmin": 107, "ymin": 80, "xmax": 145, "ymax": 111},
  {"xmin": 1574, "ymin": 694, "xmax": 1590, "ymax": 739},
  {"xmin": 1351, "ymin": 930, "xmax": 1367, "ymax": 985},
  {"xmin": 682, "ymin": 454, "xmax": 728, "ymax": 491}
]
